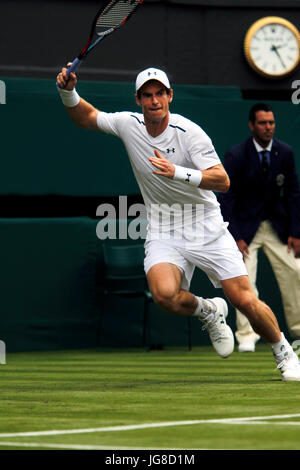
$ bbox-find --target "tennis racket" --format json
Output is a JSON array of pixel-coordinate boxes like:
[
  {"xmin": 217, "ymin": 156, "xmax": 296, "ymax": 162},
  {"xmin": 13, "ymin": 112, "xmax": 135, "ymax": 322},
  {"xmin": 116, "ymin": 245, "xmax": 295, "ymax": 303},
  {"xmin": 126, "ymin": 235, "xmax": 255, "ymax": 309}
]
[{"xmin": 58, "ymin": 0, "xmax": 143, "ymax": 87}]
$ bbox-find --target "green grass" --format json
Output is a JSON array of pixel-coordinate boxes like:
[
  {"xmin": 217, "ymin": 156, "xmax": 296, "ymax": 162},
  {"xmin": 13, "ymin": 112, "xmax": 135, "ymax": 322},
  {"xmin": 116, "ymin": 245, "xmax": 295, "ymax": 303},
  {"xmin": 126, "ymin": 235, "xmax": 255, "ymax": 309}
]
[{"xmin": 0, "ymin": 345, "xmax": 299, "ymax": 450}]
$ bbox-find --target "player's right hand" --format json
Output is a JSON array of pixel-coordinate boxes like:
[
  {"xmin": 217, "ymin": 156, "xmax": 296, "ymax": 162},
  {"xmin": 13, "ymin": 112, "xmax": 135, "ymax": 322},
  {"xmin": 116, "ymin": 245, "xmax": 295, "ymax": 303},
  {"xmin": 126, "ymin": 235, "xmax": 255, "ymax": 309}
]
[
  {"xmin": 149, "ymin": 149, "xmax": 175, "ymax": 179},
  {"xmin": 56, "ymin": 63, "xmax": 77, "ymax": 90},
  {"xmin": 236, "ymin": 239, "xmax": 249, "ymax": 260}
]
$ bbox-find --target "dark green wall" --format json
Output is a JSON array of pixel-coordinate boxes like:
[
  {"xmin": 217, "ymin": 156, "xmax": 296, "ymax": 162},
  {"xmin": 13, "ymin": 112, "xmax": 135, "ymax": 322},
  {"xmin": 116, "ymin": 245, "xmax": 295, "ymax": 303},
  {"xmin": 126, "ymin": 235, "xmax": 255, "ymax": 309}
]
[
  {"xmin": 0, "ymin": 217, "xmax": 289, "ymax": 352},
  {"xmin": 1, "ymin": 77, "xmax": 299, "ymax": 196},
  {"xmin": 0, "ymin": 78, "xmax": 296, "ymax": 351},
  {"xmin": 0, "ymin": 218, "xmax": 211, "ymax": 352}
]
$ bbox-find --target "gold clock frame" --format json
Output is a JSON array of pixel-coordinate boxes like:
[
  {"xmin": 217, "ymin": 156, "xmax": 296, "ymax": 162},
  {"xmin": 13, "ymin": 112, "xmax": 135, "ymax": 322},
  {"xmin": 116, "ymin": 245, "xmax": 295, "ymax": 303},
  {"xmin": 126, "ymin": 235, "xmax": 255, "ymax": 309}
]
[{"xmin": 244, "ymin": 16, "xmax": 300, "ymax": 79}]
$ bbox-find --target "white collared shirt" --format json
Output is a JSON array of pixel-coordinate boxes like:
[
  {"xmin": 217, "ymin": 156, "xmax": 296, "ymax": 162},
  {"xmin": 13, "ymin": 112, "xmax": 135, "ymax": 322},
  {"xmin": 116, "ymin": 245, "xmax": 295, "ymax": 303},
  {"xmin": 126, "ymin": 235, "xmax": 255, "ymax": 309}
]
[
  {"xmin": 97, "ymin": 110, "xmax": 227, "ymax": 242},
  {"xmin": 253, "ymin": 138, "xmax": 273, "ymax": 165}
]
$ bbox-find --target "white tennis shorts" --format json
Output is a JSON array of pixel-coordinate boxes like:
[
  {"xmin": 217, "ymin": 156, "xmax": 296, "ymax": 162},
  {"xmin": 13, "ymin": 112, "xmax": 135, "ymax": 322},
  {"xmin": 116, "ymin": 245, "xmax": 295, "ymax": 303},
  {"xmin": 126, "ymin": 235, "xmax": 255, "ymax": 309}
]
[{"xmin": 144, "ymin": 229, "xmax": 247, "ymax": 289}]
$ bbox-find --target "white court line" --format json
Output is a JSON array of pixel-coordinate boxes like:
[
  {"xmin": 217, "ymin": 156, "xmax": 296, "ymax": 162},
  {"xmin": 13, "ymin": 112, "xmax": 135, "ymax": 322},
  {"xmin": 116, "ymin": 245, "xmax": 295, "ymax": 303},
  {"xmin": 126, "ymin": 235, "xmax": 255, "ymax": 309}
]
[
  {"xmin": 232, "ymin": 421, "xmax": 300, "ymax": 426},
  {"xmin": 0, "ymin": 413, "xmax": 300, "ymax": 438},
  {"xmin": 0, "ymin": 442, "xmax": 207, "ymax": 450},
  {"xmin": 0, "ymin": 442, "xmax": 171, "ymax": 450}
]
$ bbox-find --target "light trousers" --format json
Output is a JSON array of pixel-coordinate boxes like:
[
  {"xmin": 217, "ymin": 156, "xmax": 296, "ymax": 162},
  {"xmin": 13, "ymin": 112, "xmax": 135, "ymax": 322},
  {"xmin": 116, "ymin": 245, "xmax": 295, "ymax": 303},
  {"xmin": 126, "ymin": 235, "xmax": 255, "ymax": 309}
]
[{"xmin": 235, "ymin": 220, "xmax": 300, "ymax": 344}]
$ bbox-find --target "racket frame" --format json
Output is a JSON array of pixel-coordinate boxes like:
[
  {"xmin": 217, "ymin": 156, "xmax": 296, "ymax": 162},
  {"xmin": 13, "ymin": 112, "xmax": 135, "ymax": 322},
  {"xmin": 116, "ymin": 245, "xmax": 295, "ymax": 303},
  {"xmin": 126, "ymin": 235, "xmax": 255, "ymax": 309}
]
[{"xmin": 67, "ymin": 0, "xmax": 142, "ymax": 76}]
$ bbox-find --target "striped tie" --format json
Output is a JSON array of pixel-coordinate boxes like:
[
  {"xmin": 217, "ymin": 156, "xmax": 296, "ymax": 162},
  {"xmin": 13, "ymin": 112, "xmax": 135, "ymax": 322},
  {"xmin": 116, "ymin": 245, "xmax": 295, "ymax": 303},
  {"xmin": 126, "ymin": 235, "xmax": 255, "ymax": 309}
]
[{"xmin": 261, "ymin": 150, "xmax": 269, "ymax": 178}]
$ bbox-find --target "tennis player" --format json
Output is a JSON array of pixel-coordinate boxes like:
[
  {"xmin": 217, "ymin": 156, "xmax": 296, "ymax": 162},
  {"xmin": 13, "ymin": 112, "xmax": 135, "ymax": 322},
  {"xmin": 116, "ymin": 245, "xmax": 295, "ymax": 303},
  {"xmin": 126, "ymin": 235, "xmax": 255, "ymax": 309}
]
[{"xmin": 57, "ymin": 65, "xmax": 300, "ymax": 380}]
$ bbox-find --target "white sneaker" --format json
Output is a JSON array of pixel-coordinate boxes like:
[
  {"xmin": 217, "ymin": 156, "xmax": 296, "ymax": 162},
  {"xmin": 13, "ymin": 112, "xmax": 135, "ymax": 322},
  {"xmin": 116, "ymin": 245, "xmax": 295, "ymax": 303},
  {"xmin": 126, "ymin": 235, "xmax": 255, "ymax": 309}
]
[
  {"xmin": 275, "ymin": 350, "xmax": 300, "ymax": 382},
  {"xmin": 198, "ymin": 297, "xmax": 234, "ymax": 358},
  {"xmin": 238, "ymin": 341, "xmax": 256, "ymax": 353}
]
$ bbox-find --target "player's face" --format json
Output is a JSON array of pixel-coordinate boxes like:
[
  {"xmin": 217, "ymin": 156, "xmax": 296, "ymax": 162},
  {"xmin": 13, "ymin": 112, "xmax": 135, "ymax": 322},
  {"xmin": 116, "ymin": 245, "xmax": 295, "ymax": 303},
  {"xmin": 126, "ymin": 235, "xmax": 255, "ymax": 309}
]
[
  {"xmin": 136, "ymin": 81, "xmax": 173, "ymax": 124},
  {"xmin": 249, "ymin": 110, "xmax": 275, "ymax": 146}
]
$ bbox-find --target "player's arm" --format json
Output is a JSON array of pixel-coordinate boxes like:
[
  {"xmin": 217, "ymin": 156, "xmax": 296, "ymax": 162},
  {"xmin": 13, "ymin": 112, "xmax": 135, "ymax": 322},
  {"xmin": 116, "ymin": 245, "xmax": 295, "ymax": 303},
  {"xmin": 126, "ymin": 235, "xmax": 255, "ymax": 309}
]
[
  {"xmin": 56, "ymin": 65, "xmax": 99, "ymax": 130},
  {"xmin": 198, "ymin": 163, "xmax": 230, "ymax": 192},
  {"xmin": 149, "ymin": 149, "xmax": 230, "ymax": 192}
]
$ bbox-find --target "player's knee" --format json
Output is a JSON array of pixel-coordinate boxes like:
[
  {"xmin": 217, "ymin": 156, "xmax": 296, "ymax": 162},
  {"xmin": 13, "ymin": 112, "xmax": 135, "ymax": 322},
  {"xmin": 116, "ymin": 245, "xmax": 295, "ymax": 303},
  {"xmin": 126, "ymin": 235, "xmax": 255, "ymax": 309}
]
[
  {"xmin": 151, "ymin": 286, "xmax": 180, "ymax": 313},
  {"xmin": 231, "ymin": 290, "xmax": 256, "ymax": 317}
]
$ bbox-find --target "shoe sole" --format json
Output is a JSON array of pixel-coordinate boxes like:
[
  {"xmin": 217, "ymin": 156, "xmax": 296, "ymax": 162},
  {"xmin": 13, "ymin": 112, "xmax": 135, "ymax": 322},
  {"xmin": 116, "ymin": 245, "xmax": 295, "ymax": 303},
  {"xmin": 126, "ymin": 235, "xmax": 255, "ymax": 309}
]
[
  {"xmin": 282, "ymin": 377, "xmax": 300, "ymax": 381},
  {"xmin": 281, "ymin": 372, "xmax": 300, "ymax": 381}
]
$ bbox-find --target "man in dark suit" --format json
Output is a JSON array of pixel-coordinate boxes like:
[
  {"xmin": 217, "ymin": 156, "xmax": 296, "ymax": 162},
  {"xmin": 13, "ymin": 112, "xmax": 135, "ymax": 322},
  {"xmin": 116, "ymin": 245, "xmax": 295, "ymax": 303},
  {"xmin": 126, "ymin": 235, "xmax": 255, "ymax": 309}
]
[{"xmin": 219, "ymin": 103, "xmax": 300, "ymax": 352}]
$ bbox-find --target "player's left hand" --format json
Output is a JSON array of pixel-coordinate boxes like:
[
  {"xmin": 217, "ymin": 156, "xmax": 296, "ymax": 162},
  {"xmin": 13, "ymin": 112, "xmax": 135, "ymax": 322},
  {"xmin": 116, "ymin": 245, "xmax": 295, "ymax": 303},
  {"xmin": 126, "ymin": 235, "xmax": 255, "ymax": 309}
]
[
  {"xmin": 287, "ymin": 236, "xmax": 300, "ymax": 258},
  {"xmin": 149, "ymin": 149, "xmax": 175, "ymax": 179}
]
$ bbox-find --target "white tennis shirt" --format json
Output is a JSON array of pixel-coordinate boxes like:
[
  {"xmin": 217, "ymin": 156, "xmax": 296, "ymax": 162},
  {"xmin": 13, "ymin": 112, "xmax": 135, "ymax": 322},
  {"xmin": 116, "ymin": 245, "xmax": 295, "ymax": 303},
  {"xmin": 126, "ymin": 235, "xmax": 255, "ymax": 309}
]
[{"xmin": 97, "ymin": 111, "xmax": 228, "ymax": 243}]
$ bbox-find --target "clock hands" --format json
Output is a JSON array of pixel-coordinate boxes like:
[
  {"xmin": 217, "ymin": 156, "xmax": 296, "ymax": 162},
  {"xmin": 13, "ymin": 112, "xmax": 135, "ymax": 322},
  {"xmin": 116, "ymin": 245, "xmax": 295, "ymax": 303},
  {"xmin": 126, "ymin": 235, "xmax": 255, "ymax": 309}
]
[
  {"xmin": 270, "ymin": 44, "xmax": 287, "ymax": 69},
  {"xmin": 272, "ymin": 44, "xmax": 286, "ymax": 49}
]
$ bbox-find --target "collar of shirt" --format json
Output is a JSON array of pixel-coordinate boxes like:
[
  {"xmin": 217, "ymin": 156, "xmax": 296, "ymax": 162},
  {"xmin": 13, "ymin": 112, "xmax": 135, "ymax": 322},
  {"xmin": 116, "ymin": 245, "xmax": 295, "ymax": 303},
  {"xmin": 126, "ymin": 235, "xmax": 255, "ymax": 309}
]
[{"xmin": 252, "ymin": 138, "xmax": 272, "ymax": 165}]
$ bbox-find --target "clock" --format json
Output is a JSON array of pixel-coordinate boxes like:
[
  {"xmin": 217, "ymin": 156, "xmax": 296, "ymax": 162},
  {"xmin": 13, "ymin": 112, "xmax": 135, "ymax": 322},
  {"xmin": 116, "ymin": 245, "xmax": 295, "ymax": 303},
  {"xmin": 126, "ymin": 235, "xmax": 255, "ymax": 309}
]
[{"xmin": 244, "ymin": 16, "xmax": 300, "ymax": 79}]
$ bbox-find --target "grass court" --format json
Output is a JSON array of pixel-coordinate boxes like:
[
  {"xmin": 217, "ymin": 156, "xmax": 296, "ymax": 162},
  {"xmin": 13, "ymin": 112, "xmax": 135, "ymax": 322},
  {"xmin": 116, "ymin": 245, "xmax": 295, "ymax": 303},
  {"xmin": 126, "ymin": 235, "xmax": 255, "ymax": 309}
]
[{"xmin": 0, "ymin": 345, "xmax": 299, "ymax": 451}]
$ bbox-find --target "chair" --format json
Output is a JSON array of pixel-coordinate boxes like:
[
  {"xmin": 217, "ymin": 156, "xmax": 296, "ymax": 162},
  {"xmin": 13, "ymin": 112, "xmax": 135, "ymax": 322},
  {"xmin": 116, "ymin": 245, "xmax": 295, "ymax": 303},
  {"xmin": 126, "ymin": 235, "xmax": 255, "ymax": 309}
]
[
  {"xmin": 98, "ymin": 241, "xmax": 152, "ymax": 348},
  {"xmin": 98, "ymin": 240, "xmax": 192, "ymax": 350}
]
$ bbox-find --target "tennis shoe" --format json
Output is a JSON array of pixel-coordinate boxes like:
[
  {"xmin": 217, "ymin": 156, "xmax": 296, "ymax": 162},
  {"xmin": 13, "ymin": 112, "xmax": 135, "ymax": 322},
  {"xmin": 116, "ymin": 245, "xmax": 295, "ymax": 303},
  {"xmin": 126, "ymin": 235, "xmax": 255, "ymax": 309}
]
[
  {"xmin": 198, "ymin": 297, "xmax": 234, "ymax": 358},
  {"xmin": 275, "ymin": 350, "xmax": 300, "ymax": 382}
]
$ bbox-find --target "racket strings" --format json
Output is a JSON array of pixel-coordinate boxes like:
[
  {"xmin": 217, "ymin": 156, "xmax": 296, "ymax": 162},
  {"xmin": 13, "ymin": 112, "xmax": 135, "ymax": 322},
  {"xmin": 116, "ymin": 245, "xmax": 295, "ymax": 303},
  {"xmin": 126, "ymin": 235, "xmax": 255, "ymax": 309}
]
[{"xmin": 96, "ymin": 0, "xmax": 140, "ymax": 32}]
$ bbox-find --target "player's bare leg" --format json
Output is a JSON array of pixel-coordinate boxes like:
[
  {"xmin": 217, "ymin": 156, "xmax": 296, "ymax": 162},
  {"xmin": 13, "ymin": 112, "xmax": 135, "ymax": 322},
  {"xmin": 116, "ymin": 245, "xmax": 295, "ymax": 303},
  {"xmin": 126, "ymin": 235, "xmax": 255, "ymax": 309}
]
[
  {"xmin": 222, "ymin": 275, "xmax": 300, "ymax": 380},
  {"xmin": 221, "ymin": 275, "xmax": 280, "ymax": 343},
  {"xmin": 146, "ymin": 263, "xmax": 197, "ymax": 316},
  {"xmin": 147, "ymin": 263, "xmax": 234, "ymax": 357}
]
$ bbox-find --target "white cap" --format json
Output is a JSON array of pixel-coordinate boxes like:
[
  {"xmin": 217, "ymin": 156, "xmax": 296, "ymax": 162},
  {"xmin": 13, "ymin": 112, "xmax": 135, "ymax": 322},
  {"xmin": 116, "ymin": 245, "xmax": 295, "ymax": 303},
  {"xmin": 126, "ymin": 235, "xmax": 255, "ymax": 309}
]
[{"xmin": 135, "ymin": 68, "xmax": 171, "ymax": 92}]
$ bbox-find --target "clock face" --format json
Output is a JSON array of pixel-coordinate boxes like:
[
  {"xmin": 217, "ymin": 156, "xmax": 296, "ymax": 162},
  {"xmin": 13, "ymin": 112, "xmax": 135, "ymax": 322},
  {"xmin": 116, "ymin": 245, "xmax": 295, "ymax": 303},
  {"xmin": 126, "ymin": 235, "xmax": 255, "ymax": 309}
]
[{"xmin": 244, "ymin": 17, "xmax": 300, "ymax": 78}]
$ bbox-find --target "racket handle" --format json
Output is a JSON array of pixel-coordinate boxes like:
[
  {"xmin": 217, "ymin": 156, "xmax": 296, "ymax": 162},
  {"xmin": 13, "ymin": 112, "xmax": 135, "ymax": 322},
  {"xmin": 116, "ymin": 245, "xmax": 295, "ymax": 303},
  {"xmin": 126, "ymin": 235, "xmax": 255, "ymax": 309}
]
[
  {"xmin": 67, "ymin": 58, "xmax": 82, "ymax": 76},
  {"xmin": 56, "ymin": 57, "xmax": 82, "ymax": 89}
]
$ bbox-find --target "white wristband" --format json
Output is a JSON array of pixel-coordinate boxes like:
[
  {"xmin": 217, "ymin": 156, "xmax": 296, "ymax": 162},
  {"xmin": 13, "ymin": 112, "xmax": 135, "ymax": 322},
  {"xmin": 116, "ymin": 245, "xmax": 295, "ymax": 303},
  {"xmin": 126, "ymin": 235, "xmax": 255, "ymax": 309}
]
[
  {"xmin": 57, "ymin": 88, "xmax": 80, "ymax": 107},
  {"xmin": 173, "ymin": 165, "xmax": 203, "ymax": 187}
]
